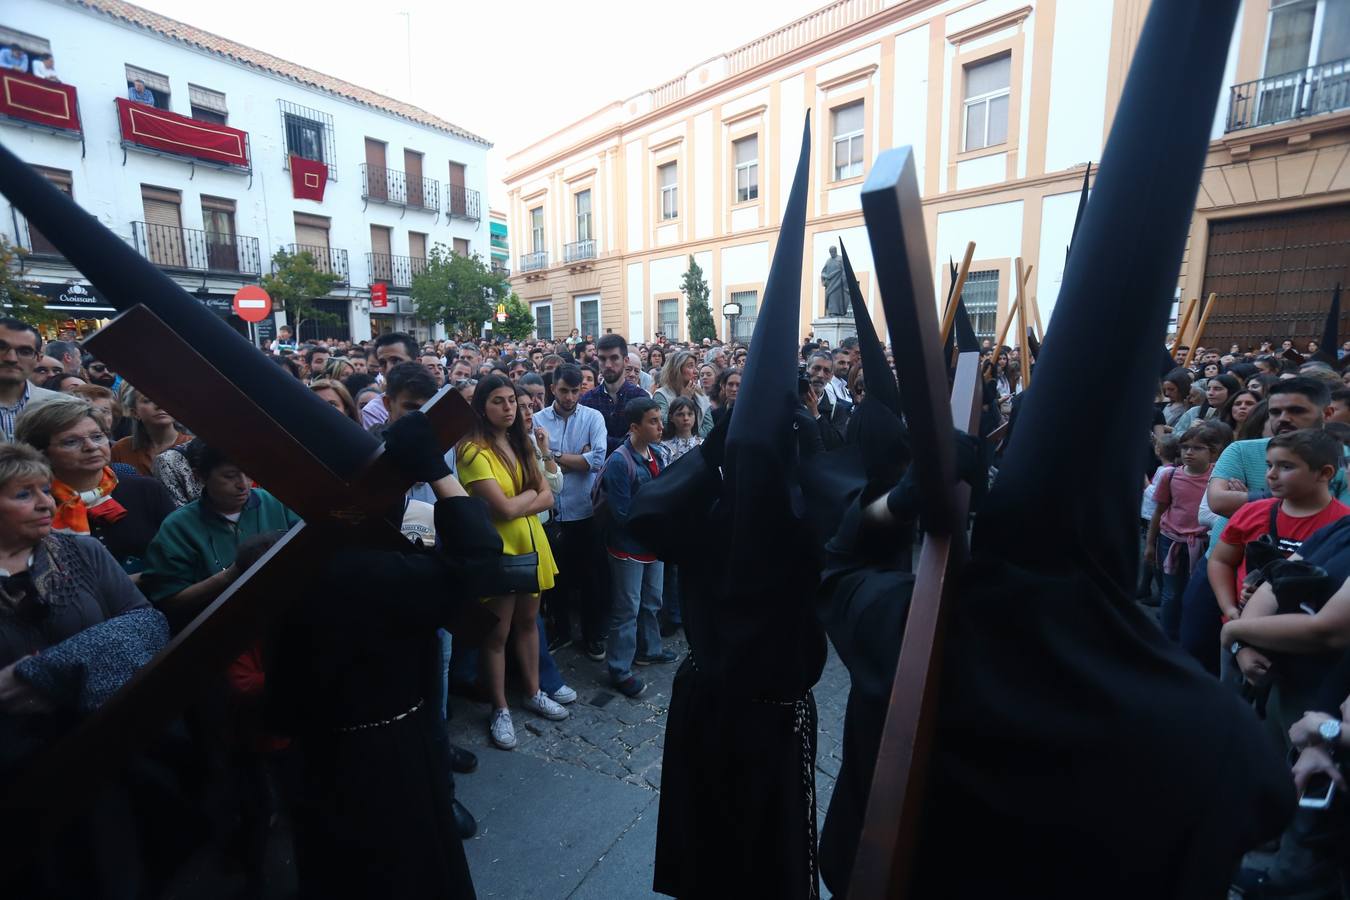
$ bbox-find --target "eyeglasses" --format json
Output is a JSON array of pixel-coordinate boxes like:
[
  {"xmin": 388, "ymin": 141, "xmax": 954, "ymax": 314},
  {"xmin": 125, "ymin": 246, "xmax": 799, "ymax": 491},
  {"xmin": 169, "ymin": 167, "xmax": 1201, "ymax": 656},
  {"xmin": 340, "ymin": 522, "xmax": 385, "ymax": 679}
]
[
  {"xmin": 54, "ymin": 432, "xmax": 109, "ymax": 451},
  {"xmin": 0, "ymin": 340, "xmax": 38, "ymax": 359},
  {"xmin": 87, "ymin": 363, "xmax": 108, "ymax": 373}
]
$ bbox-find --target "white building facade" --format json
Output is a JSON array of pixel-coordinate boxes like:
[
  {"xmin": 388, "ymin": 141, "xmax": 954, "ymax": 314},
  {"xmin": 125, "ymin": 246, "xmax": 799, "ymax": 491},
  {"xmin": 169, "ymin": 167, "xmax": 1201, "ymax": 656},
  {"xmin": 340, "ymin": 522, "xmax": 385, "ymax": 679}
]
[{"xmin": 0, "ymin": 0, "xmax": 491, "ymax": 343}]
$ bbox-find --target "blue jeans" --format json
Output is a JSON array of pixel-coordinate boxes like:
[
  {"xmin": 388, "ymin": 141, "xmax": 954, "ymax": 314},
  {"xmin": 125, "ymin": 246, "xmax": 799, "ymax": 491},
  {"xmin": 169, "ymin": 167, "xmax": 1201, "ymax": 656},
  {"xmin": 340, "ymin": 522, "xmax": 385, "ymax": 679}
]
[
  {"xmin": 1179, "ymin": 563, "xmax": 1222, "ymax": 676},
  {"xmin": 1156, "ymin": 534, "xmax": 1191, "ymax": 643},
  {"xmin": 607, "ymin": 555, "xmax": 664, "ymax": 683}
]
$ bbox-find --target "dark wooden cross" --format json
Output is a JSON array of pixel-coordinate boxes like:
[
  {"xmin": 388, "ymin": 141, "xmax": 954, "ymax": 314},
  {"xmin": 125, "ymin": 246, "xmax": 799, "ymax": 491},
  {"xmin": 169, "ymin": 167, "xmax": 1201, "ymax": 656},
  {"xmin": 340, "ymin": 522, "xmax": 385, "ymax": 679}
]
[
  {"xmin": 0, "ymin": 147, "xmax": 493, "ymax": 848},
  {"xmin": 849, "ymin": 146, "xmax": 984, "ymax": 898}
]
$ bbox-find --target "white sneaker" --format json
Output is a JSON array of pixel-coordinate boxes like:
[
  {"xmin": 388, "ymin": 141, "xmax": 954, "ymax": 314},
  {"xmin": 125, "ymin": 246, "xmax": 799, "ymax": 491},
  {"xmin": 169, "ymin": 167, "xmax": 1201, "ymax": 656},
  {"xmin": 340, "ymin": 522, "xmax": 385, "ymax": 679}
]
[
  {"xmin": 523, "ymin": 689, "xmax": 570, "ymax": 721},
  {"xmin": 489, "ymin": 708, "xmax": 517, "ymax": 750},
  {"xmin": 550, "ymin": 684, "xmax": 578, "ymax": 705}
]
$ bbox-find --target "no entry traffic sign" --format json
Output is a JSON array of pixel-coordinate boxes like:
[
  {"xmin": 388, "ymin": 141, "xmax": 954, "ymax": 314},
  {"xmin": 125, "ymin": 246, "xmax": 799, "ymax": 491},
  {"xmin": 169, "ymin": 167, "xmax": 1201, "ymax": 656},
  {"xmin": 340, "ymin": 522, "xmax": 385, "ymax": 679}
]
[{"xmin": 232, "ymin": 285, "xmax": 272, "ymax": 323}]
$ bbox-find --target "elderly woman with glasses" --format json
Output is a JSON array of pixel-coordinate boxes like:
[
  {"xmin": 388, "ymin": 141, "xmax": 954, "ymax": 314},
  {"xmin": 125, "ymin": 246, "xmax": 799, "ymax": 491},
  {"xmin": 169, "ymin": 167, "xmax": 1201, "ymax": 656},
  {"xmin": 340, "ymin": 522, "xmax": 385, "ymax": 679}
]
[{"xmin": 16, "ymin": 396, "xmax": 176, "ymax": 575}]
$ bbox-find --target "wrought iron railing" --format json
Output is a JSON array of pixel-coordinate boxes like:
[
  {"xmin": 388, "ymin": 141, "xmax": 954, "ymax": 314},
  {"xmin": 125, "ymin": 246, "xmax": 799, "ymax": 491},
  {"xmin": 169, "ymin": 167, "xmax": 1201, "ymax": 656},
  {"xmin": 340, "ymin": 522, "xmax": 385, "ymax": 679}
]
[
  {"xmin": 564, "ymin": 239, "xmax": 597, "ymax": 263},
  {"xmin": 366, "ymin": 252, "xmax": 428, "ymax": 290},
  {"xmin": 447, "ymin": 184, "xmax": 481, "ymax": 221},
  {"xmin": 286, "ymin": 243, "xmax": 349, "ymax": 284},
  {"xmin": 1226, "ymin": 56, "xmax": 1350, "ymax": 132},
  {"xmin": 519, "ymin": 250, "xmax": 548, "ymax": 273},
  {"xmin": 491, "ymin": 264, "xmax": 511, "ymax": 278},
  {"xmin": 132, "ymin": 221, "xmax": 261, "ymax": 277},
  {"xmin": 360, "ymin": 163, "xmax": 441, "ymax": 211}
]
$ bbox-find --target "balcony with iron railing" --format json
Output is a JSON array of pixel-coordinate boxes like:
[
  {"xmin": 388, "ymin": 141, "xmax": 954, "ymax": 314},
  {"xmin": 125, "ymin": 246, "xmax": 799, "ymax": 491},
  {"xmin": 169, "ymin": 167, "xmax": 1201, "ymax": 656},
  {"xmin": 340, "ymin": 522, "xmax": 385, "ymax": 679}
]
[
  {"xmin": 132, "ymin": 221, "xmax": 262, "ymax": 278},
  {"xmin": 360, "ymin": 163, "xmax": 441, "ymax": 211},
  {"xmin": 446, "ymin": 184, "xmax": 481, "ymax": 221},
  {"xmin": 1226, "ymin": 56, "xmax": 1350, "ymax": 133},
  {"xmin": 366, "ymin": 252, "xmax": 428, "ymax": 291},
  {"xmin": 491, "ymin": 264, "xmax": 511, "ymax": 278},
  {"xmin": 285, "ymin": 243, "xmax": 349, "ymax": 284},
  {"xmin": 564, "ymin": 239, "xmax": 597, "ymax": 263},
  {"xmin": 519, "ymin": 250, "xmax": 548, "ymax": 273}
]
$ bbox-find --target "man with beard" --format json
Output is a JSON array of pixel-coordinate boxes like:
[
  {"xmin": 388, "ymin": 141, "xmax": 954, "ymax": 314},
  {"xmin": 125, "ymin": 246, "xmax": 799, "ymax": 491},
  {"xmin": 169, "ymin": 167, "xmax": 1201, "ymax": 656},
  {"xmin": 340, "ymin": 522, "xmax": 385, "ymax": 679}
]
[
  {"xmin": 581, "ymin": 334, "xmax": 649, "ymax": 456},
  {"xmin": 804, "ymin": 350, "xmax": 850, "ymax": 450}
]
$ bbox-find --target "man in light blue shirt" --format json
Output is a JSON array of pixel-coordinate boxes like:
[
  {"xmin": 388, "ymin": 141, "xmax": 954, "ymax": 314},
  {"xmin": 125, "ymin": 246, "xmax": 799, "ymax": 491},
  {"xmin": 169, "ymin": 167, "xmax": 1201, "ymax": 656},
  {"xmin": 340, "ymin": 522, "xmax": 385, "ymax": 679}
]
[
  {"xmin": 127, "ymin": 78, "xmax": 155, "ymax": 105},
  {"xmin": 535, "ymin": 364, "xmax": 611, "ymax": 659}
]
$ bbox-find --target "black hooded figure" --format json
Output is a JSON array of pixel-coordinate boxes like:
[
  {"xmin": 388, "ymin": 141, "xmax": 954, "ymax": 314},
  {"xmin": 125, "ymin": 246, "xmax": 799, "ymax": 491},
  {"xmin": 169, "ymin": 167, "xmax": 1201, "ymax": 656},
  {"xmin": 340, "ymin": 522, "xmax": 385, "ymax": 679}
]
[
  {"xmin": 628, "ymin": 117, "xmax": 829, "ymax": 899},
  {"xmin": 820, "ymin": 1, "xmax": 1294, "ymax": 897}
]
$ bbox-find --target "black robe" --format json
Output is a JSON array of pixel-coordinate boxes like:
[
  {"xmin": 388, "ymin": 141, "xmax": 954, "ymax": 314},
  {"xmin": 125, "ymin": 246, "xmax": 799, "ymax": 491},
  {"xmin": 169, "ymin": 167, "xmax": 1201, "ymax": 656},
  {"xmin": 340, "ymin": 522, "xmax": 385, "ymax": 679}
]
[
  {"xmin": 267, "ymin": 496, "xmax": 502, "ymax": 900},
  {"xmin": 632, "ymin": 447, "xmax": 828, "ymax": 899}
]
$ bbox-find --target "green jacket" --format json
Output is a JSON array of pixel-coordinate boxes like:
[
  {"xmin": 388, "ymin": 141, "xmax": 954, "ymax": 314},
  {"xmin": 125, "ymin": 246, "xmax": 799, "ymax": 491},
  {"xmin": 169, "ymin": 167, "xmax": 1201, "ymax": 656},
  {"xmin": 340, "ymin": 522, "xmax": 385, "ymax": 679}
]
[{"xmin": 141, "ymin": 488, "xmax": 300, "ymax": 604}]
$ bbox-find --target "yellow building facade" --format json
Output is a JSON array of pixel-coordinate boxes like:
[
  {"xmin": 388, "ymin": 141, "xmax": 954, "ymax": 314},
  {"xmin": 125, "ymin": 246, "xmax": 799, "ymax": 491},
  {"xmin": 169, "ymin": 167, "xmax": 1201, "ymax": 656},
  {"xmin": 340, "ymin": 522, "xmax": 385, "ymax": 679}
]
[{"xmin": 505, "ymin": 0, "xmax": 1350, "ymax": 348}]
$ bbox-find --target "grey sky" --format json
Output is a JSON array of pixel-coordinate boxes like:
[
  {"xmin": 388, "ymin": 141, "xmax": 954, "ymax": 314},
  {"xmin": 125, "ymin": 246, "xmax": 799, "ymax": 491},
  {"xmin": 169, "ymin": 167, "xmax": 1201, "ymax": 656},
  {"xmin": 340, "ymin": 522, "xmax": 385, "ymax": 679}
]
[{"xmin": 128, "ymin": 0, "xmax": 828, "ymax": 210}]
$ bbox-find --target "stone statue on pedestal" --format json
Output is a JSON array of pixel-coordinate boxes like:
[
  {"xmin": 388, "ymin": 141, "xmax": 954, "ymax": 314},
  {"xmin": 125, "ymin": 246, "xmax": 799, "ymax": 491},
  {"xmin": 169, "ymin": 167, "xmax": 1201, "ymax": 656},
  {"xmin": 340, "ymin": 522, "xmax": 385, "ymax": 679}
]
[{"xmin": 821, "ymin": 246, "xmax": 847, "ymax": 317}]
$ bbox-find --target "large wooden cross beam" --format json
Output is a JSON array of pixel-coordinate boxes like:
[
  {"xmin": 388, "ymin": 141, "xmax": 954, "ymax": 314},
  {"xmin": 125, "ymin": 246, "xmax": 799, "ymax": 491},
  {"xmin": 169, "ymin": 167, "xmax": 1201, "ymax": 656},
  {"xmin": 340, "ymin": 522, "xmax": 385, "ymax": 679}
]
[
  {"xmin": 0, "ymin": 147, "xmax": 493, "ymax": 849},
  {"xmin": 850, "ymin": 147, "xmax": 984, "ymax": 898}
]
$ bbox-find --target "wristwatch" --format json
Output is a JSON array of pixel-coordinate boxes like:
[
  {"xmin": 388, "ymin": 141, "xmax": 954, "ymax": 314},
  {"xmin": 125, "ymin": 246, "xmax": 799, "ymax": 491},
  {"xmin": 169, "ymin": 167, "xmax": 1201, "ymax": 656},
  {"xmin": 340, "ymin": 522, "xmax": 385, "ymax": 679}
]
[
  {"xmin": 551, "ymin": 449, "xmax": 563, "ymax": 462},
  {"xmin": 1229, "ymin": 640, "xmax": 1245, "ymax": 658},
  {"xmin": 1319, "ymin": 718, "xmax": 1343, "ymax": 746}
]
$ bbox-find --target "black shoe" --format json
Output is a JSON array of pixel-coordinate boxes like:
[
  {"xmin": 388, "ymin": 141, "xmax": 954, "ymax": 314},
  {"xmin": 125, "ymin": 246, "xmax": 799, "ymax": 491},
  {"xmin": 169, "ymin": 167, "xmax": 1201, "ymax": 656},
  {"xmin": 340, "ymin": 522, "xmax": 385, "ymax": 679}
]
[
  {"xmin": 447, "ymin": 743, "xmax": 478, "ymax": 774},
  {"xmin": 614, "ymin": 675, "xmax": 647, "ymax": 698},
  {"xmin": 585, "ymin": 640, "xmax": 606, "ymax": 661},
  {"xmin": 659, "ymin": 619, "xmax": 682, "ymax": 638},
  {"xmin": 451, "ymin": 799, "xmax": 477, "ymax": 840},
  {"xmin": 635, "ymin": 649, "xmax": 678, "ymax": 666}
]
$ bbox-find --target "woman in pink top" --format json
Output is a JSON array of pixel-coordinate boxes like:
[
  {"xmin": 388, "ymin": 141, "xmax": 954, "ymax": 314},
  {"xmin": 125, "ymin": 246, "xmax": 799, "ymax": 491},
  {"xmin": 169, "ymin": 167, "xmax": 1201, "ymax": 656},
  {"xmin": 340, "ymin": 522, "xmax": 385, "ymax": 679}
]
[{"xmin": 1146, "ymin": 419, "xmax": 1232, "ymax": 641}]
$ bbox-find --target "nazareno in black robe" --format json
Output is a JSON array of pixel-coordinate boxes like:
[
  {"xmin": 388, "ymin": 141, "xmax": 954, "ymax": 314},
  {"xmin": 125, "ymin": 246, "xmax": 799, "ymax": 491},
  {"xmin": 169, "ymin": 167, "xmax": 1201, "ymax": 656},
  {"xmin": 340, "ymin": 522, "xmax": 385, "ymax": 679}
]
[
  {"xmin": 266, "ymin": 495, "xmax": 502, "ymax": 900},
  {"xmin": 818, "ymin": 0, "xmax": 1293, "ymax": 897}
]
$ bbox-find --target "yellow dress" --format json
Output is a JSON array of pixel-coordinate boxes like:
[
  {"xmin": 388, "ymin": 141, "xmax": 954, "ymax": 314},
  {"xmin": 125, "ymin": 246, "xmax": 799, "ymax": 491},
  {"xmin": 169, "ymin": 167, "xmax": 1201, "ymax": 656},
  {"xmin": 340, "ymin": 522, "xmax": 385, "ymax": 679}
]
[{"xmin": 456, "ymin": 442, "xmax": 559, "ymax": 593}]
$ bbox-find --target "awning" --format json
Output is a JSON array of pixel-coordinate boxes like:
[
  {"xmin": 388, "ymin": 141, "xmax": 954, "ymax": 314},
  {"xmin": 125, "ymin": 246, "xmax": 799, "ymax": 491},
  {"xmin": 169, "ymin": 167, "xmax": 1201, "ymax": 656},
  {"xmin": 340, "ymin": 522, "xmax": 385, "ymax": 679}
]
[
  {"xmin": 0, "ymin": 70, "xmax": 80, "ymax": 134},
  {"xmin": 115, "ymin": 98, "xmax": 249, "ymax": 169},
  {"xmin": 25, "ymin": 280, "xmax": 113, "ymax": 314}
]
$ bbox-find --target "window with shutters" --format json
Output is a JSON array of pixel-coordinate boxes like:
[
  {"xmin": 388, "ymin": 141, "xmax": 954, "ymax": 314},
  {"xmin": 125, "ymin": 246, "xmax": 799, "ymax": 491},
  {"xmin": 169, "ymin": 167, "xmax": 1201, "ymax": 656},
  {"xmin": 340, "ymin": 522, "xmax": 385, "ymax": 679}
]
[
  {"xmin": 27, "ymin": 167, "xmax": 71, "ymax": 257},
  {"xmin": 408, "ymin": 232, "xmax": 428, "ymax": 281},
  {"xmin": 960, "ymin": 269, "xmax": 1000, "ymax": 342},
  {"xmin": 658, "ymin": 297, "xmax": 680, "ymax": 341},
  {"xmin": 293, "ymin": 213, "xmax": 333, "ymax": 276},
  {"xmin": 832, "ymin": 102, "xmax": 865, "ymax": 181},
  {"xmin": 963, "ymin": 54, "xmax": 1011, "ymax": 152},
  {"xmin": 125, "ymin": 64, "xmax": 170, "ymax": 108},
  {"xmin": 0, "ymin": 27, "xmax": 51, "ymax": 59},
  {"xmin": 140, "ymin": 185, "xmax": 184, "ymax": 267},
  {"xmin": 533, "ymin": 302, "xmax": 553, "ymax": 341},
  {"xmin": 189, "ymin": 85, "xmax": 228, "ymax": 124},
  {"xmin": 530, "ymin": 206, "xmax": 545, "ymax": 253},
  {"xmin": 659, "ymin": 163, "xmax": 678, "ymax": 220},
  {"xmin": 576, "ymin": 295, "xmax": 600, "ymax": 339},
  {"xmin": 575, "ymin": 190, "xmax": 592, "ymax": 242},
  {"xmin": 733, "ymin": 136, "xmax": 759, "ymax": 202},
  {"xmin": 453, "ymin": 238, "xmax": 470, "ymax": 257},
  {"xmin": 201, "ymin": 196, "xmax": 238, "ymax": 273},
  {"xmin": 731, "ymin": 289, "xmax": 758, "ymax": 343}
]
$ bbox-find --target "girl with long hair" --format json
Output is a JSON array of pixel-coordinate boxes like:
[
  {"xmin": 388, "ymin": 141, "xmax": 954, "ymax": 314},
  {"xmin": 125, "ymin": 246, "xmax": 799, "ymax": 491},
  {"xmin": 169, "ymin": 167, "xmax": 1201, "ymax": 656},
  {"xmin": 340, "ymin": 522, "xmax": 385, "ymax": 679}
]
[
  {"xmin": 110, "ymin": 387, "xmax": 191, "ymax": 476},
  {"xmin": 455, "ymin": 375, "xmax": 565, "ymax": 749},
  {"xmin": 1172, "ymin": 373, "xmax": 1240, "ymax": 433}
]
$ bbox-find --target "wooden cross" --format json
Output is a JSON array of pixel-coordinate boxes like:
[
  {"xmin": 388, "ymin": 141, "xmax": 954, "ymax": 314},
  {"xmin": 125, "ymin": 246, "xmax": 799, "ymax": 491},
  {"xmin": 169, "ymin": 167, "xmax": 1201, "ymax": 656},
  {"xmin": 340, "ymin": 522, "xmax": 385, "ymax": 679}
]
[
  {"xmin": 850, "ymin": 146, "xmax": 984, "ymax": 898},
  {"xmin": 0, "ymin": 149, "xmax": 493, "ymax": 847}
]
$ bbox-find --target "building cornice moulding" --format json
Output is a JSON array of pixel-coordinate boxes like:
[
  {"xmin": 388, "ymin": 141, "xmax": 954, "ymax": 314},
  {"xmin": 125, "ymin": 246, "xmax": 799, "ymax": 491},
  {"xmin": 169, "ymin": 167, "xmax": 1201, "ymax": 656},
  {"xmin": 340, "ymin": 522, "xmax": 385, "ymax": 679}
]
[{"xmin": 946, "ymin": 5, "xmax": 1033, "ymax": 45}]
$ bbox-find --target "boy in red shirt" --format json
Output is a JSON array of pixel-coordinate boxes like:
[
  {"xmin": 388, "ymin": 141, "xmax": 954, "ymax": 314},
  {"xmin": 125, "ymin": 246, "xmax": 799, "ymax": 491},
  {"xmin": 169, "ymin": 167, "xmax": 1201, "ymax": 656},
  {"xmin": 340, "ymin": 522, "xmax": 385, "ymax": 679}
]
[{"xmin": 1208, "ymin": 428, "xmax": 1349, "ymax": 623}]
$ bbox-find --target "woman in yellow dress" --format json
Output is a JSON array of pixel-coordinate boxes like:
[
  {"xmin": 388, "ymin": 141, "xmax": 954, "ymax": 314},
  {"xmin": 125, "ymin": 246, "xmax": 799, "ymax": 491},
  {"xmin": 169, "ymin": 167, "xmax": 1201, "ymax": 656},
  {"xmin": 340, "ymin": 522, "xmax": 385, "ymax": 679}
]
[{"xmin": 456, "ymin": 374, "xmax": 565, "ymax": 749}]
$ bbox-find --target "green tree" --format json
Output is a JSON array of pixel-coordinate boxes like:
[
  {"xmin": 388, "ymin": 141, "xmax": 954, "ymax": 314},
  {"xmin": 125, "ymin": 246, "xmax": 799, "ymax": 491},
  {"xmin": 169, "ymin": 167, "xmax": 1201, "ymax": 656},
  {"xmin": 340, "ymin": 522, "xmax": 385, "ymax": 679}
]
[
  {"xmin": 261, "ymin": 247, "xmax": 340, "ymax": 337},
  {"xmin": 496, "ymin": 293, "xmax": 535, "ymax": 341},
  {"xmin": 0, "ymin": 238, "xmax": 53, "ymax": 326},
  {"xmin": 410, "ymin": 244, "xmax": 509, "ymax": 337},
  {"xmin": 681, "ymin": 254, "xmax": 716, "ymax": 343}
]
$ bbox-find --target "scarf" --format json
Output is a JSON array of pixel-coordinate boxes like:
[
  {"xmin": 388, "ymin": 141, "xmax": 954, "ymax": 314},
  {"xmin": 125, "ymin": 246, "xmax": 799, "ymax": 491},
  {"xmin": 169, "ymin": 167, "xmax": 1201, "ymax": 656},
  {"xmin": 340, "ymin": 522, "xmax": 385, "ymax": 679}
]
[{"xmin": 51, "ymin": 468, "xmax": 127, "ymax": 534}]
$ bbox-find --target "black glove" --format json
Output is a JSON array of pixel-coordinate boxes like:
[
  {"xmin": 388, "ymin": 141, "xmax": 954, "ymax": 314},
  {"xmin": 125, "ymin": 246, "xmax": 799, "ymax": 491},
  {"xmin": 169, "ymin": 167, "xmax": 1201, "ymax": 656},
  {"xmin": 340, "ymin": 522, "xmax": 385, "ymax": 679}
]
[
  {"xmin": 383, "ymin": 411, "xmax": 452, "ymax": 484},
  {"xmin": 235, "ymin": 531, "xmax": 285, "ymax": 574},
  {"xmin": 885, "ymin": 430, "xmax": 982, "ymax": 523}
]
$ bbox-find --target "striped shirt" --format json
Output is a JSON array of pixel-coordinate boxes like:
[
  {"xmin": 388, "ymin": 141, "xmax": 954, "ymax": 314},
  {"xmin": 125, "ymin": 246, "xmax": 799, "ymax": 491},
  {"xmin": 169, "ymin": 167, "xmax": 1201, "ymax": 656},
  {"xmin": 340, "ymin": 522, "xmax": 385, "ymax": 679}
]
[{"xmin": 0, "ymin": 382, "xmax": 33, "ymax": 443}]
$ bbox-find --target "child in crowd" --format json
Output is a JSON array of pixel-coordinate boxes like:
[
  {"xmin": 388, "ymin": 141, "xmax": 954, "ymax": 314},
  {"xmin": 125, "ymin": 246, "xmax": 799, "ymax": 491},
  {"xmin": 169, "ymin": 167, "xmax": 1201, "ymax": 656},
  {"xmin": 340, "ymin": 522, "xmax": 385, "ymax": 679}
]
[
  {"xmin": 1139, "ymin": 434, "xmax": 1181, "ymax": 601},
  {"xmin": 659, "ymin": 396, "xmax": 703, "ymax": 464},
  {"xmin": 1148, "ymin": 420, "xmax": 1231, "ymax": 640},
  {"xmin": 1207, "ymin": 428, "xmax": 1349, "ymax": 623}
]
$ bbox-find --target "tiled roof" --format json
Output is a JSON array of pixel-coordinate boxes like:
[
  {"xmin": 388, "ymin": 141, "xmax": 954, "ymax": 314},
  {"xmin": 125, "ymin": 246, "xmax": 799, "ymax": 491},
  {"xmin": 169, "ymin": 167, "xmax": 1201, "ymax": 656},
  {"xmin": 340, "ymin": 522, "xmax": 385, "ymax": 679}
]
[{"xmin": 72, "ymin": 0, "xmax": 491, "ymax": 147}]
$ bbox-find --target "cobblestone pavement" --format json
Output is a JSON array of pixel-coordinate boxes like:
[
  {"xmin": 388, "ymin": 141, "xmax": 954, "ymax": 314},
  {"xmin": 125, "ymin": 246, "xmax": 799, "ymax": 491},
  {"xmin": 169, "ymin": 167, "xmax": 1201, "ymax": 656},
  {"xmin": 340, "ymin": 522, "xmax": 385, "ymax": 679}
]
[{"xmin": 446, "ymin": 630, "xmax": 852, "ymax": 817}]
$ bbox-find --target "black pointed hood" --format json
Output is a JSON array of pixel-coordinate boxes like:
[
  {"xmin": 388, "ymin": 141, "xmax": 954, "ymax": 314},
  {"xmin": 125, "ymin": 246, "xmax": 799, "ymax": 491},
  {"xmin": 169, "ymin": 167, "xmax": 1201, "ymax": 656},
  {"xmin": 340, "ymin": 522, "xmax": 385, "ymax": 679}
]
[
  {"xmin": 953, "ymin": 296, "xmax": 979, "ymax": 354},
  {"xmin": 1067, "ymin": 161, "xmax": 1092, "ymax": 262},
  {"xmin": 1314, "ymin": 283, "xmax": 1342, "ymax": 366},
  {"xmin": 841, "ymin": 240, "xmax": 899, "ymax": 416}
]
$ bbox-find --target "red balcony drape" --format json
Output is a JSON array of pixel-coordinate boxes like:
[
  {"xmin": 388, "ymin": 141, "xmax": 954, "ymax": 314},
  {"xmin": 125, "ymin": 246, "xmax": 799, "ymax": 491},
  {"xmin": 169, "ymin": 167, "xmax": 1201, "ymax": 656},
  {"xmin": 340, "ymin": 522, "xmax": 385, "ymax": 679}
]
[
  {"xmin": 116, "ymin": 97, "xmax": 249, "ymax": 168},
  {"xmin": 0, "ymin": 70, "xmax": 80, "ymax": 133}
]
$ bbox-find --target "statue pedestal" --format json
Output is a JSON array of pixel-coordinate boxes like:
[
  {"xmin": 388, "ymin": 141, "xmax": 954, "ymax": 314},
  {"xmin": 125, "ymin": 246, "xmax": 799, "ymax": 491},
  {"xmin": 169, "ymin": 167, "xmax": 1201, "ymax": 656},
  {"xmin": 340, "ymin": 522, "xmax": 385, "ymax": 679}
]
[{"xmin": 811, "ymin": 315, "xmax": 856, "ymax": 349}]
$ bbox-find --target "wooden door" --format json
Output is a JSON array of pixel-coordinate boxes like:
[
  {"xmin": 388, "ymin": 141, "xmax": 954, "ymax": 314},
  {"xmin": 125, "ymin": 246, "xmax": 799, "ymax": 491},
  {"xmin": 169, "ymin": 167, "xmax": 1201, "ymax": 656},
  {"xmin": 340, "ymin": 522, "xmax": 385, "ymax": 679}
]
[
  {"xmin": 365, "ymin": 138, "xmax": 388, "ymax": 201},
  {"xmin": 1200, "ymin": 204, "xmax": 1350, "ymax": 351},
  {"xmin": 448, "ymin": 161, "xmax": 466, "ymax": 216},
  {"xmin": 201, "ymin": 197, "xmax": 238, "ymax": 273},
  {"xmin": 405, "ymin": 150, "xmax": 424, "ymax": 208},
  {"xmin": 141, "ymin": 186, "xmax": 184, "ymax": 268},
  {"xmin": 370, "ymin": 224, "xmax": 392, "ymax": 282}
]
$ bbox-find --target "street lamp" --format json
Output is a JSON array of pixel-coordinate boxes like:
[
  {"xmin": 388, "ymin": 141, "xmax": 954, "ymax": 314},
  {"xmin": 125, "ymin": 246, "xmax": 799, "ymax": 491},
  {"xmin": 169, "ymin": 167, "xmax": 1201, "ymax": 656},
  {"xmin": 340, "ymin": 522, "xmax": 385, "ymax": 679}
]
[{"xmin": 722, "ymin": 299, "xmax": 742, "ymax": 344}]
